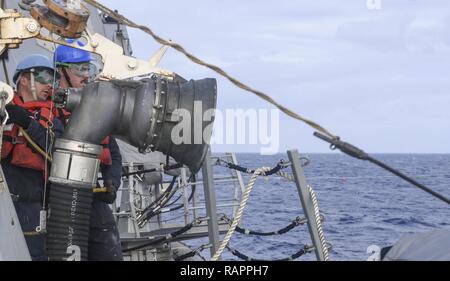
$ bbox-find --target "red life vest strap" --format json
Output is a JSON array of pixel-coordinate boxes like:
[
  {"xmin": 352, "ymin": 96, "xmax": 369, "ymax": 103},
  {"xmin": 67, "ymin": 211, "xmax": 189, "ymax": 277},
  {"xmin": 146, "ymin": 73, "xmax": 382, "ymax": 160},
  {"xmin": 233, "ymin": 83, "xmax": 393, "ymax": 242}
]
[{"xmin": 99, "ymin": 136, "xmax": 112, "ymax": 166}]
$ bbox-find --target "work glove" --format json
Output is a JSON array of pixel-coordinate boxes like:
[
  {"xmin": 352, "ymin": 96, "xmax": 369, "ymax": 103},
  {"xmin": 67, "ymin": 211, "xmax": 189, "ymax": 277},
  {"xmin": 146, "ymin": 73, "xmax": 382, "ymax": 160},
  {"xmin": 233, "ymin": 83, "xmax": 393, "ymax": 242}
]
[
  {"xmin": 5, "ymin": 104, "xmax": 33, "ymax": 129},
  {"xmin": 94, "ymin": 179, "xmax": 117, "ymax": 204}
]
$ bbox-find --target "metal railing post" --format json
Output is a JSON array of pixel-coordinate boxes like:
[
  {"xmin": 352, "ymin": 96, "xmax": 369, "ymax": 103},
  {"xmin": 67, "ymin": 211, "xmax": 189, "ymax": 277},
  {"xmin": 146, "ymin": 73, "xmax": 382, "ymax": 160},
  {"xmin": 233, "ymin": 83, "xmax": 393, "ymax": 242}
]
[
  {"xmin": 288, "ymin": 149, "xmax": 326, "ymax": 261},
  {"xmin": 201, "ymin": 147, "xmax": 221, "ymax": 259}
]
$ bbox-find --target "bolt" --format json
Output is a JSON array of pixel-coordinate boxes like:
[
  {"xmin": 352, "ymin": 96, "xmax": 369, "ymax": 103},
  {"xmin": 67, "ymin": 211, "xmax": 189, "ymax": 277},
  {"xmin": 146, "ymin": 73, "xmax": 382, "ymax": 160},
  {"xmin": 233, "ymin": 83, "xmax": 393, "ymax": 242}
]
[
  {"xmin": 90, "ymin": 41, "xmax": 99, "ymax": 48},
  {"xmin": 128, "ymin": 59, "xmax": 138, "ymax": 70},
  {"xmin": 27, "ymin": 22, "xmax": 38, "ymax": 33}
]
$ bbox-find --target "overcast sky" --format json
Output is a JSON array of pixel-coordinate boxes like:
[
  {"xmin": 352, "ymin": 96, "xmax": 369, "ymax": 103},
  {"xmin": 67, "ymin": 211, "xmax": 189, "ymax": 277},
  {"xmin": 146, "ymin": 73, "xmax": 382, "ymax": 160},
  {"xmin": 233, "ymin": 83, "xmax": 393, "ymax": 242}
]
[{"xmin": 100, "ymin": 0, "xmax": 450, "ymax": 153}]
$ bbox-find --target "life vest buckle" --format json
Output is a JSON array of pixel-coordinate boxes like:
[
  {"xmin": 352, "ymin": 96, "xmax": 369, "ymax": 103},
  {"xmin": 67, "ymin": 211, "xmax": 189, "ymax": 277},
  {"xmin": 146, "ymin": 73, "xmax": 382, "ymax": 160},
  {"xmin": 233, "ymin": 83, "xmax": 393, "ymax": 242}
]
[{"xmin": 11, "ymin": 137, "xmax": 24, "ymax": 145}]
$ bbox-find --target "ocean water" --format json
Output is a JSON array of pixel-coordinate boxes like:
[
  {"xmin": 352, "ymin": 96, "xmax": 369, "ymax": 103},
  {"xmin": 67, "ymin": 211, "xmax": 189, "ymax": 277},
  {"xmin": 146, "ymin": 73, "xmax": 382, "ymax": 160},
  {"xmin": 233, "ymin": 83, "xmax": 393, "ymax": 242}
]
[{"xmin": 175, "ymin": 153, "xmax": 450, "ymax": 261}]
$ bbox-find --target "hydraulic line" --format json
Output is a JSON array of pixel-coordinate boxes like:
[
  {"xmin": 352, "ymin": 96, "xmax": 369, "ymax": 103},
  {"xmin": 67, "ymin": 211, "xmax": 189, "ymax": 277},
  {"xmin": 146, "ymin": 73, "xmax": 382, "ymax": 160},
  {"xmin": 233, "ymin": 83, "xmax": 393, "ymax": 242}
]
[
  {"xmin": 138, "ymin": 176, "xmax": 177, "ymax": 216},
  {"xmin": 97, "ymin": 163, "xmax": 183, "ymax": 181},
  {"xmin": 122, "ymin": 221, "xmax": 197, "ymax": 253},
  {"xmin": 143, "ymin": 176, "xmax": 197, "ymax": 222},
  {"xmin": 138, "ymin": 180, "xmax": 180, "ymax": 226}
]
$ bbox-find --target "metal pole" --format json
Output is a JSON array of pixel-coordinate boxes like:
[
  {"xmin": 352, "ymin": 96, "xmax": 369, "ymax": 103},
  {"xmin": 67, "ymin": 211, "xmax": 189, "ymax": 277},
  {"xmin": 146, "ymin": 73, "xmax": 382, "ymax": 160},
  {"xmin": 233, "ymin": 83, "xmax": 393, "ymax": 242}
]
[
  {"xmin": 288, "ymin": 149, "xmax": 326, "ymax": 261},
  {"xmin": 180, "ymin": 168, "xmax": 189, "ymax": 225},
  {"xmin": 230, "ymin": 153, "xmax": 245, "ymax": 218},
  {"xmin": 128, "ymin": 163, "xmax": 141, "ymax": 238},
  {"xmin": 201, "ymin": 147, "xmax": 221, "ymax": 259}
]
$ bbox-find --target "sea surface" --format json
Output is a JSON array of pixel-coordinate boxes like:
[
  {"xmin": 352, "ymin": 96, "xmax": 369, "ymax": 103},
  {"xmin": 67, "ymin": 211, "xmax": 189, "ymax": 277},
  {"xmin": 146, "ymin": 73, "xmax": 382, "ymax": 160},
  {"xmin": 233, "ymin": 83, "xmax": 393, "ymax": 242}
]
[{"xmin": 170, "ymin": 153, "xmax": 450, "ymax": 261}]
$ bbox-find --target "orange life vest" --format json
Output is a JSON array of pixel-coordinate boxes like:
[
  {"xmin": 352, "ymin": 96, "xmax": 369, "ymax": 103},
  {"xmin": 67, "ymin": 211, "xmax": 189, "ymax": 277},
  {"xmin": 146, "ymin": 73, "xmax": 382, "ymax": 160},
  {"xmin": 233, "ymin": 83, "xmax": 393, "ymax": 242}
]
[
  {"xmin": 1, "ymin": 95, "xmax": 54, "ymax": 172},
  {"xmin": 100, "ymin": 136, "xmax": 112, "ymax": 166},
  {"xmin": 53, "ymin": 107, "xmax": 71, "ymax": 127}
]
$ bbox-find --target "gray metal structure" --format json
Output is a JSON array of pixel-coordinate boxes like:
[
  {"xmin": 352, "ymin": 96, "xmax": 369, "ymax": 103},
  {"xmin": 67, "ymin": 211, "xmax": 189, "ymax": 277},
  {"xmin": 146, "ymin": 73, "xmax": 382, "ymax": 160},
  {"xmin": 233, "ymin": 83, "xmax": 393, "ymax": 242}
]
[
  {"xmin": 0, "ymin": 0, "xmax": 129, "ymax": 84},
  {"xmin": 200, "ymin": 148, "xmax": 221, "ymax": 258},
  {"xmin": 0, "ymin": 0, "xmax": 395, "ymax": 262},
  {"xmin": 0, "ymin": 0, "xmax": 448, "ymax": 262},
  {"xmin": 60, "ymin": 77, "xmax": 217, "ymax": 173},
  {"xmin": 0, "ymin": 0, "xmax": 330, "ymax": 262},
  {"xmin": 114, "ymin": 149, "xmax": 248, "ymax": 261},
  {"xmin": 0, "ymin": 168, "xmax": 30, "ymax": 261},
  {"xmin": 288, "ymin": 149, "xmax": 327, "ymax": 261}
]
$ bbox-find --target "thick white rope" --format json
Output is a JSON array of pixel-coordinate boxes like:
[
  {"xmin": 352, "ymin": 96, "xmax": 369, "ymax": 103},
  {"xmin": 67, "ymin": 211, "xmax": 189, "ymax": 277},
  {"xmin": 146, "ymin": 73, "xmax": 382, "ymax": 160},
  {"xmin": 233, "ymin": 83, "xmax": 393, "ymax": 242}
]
[
  {"xmin": 308, "ymin": 185, "xmax": 330, "ymax": 261},
  {"xmin": 211, "ymin": 167, "xmax": 271, "ymax": 261},
  {"xmin": 276, "ymin": 171, "xmax": 330, "ymax": 261}
]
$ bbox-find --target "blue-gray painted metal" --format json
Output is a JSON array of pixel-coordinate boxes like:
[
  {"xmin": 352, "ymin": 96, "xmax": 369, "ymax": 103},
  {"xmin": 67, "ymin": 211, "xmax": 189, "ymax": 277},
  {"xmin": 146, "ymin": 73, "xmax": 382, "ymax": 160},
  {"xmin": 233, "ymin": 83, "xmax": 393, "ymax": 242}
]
[
  {"xmin": 288, "ymin": 149, "xmax": 326, "ymax": 261},
  {"xmin": 201, "ymin": 147, "xmax": 221, "ymax": 259},
  {"xmin": 0, "ymin": 168, "xmax": 31, "ymax": 261}
]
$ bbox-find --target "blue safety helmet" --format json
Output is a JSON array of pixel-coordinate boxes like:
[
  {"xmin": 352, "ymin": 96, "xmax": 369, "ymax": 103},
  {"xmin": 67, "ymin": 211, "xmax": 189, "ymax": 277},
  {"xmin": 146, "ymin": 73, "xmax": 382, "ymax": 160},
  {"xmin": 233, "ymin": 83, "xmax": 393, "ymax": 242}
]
[
  {"xmin": 13, "ymin": 54, "xmax": 56, "ymax": 84},
  {"xmin": 54, "ymin": 39, "xmax": 91, "ymax": 65}
]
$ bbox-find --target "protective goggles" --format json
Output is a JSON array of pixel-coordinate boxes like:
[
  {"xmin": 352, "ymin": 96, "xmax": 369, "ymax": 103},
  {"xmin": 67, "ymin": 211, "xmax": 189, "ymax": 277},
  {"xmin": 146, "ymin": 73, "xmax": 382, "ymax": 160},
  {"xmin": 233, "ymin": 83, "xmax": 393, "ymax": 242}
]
[
  {"xmin": 58, "ymin": 62, "xmax": 98, "ymax": 80},
  {"xmin": 31, "ymin": 68, "xmax": 60, "ymax": 85}
]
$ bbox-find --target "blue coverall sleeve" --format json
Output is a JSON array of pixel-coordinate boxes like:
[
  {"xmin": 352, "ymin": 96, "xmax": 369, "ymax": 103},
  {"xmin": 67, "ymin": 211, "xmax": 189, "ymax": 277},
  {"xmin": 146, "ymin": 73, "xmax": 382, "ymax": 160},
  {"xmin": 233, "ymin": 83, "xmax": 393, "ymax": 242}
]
[
  {"xmin": 100, "ymin": 136, "xmax": 123, "ymax": 189},
  {"xmin": 24, "ymin": 118, "xmax": 64, "ymax": 152}
]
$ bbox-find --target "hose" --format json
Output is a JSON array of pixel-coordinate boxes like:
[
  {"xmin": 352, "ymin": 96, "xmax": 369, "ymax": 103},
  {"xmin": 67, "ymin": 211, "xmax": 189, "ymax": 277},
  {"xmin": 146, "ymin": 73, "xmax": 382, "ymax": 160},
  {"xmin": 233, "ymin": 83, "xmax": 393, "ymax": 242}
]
[{"xmin": 46, "ymin": 184, "xmax": 93, "ymax": 261}]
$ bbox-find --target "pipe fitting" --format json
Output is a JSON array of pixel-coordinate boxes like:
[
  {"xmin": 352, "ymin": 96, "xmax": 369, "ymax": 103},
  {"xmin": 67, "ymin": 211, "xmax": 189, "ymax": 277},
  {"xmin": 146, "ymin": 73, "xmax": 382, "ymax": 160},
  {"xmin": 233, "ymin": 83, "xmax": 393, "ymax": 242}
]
[
  {"xmin": 62, "ymin": 77, "xmax": 217, "ymax": 173},
  {"xmin": 49, "ymin": 139, "xmax": 102, "ymax": 189},
  {"xmin": 47, "ymin": 76, "xmax": 217, "ymax": 261}
]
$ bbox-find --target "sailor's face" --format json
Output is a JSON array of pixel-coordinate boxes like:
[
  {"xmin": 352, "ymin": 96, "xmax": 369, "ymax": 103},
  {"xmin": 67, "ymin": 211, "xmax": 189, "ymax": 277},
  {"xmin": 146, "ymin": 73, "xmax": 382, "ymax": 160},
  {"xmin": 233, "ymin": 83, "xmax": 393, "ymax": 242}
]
[
  {"xmin": 33, "ymin": 68, "xmax": 56, "ymax": 101},
  {"xmin": 18, "ymin": 74, "xmax": 54, "ymax": 102},
  {"xmin": 66, "ymin": 63, "xmax": 90, "ymax": 89},
  {"xmin": 67, "ymin": 69, "xmax": 89, "ymax": 88},
  {"xmin": 35, "ymin": 81, "xmax": 53, "ymax": 101}
]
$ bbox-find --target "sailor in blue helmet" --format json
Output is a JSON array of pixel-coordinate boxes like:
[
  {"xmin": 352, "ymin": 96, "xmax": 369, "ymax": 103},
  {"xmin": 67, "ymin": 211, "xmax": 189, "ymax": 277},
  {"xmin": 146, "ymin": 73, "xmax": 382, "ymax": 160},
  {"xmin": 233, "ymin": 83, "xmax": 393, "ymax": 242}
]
[
  {"xmin": 2, "ymin": 54, "xmax": 64, "ymax": 260},
  {"xmin": 54, "ymin": 41, "xmax": 124, "ymax": 261}
]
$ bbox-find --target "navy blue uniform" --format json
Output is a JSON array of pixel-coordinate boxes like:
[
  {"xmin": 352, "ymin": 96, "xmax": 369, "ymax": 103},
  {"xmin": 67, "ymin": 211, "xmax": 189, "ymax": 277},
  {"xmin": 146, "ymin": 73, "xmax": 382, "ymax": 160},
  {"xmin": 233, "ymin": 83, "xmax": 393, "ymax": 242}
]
[
  {"xmin": 88, "ymin": 136, "xmax": 124, "ymax": 261},
  {"xmin": 1, "ymin": 119, "xmax": 64, "ymax": 261}
]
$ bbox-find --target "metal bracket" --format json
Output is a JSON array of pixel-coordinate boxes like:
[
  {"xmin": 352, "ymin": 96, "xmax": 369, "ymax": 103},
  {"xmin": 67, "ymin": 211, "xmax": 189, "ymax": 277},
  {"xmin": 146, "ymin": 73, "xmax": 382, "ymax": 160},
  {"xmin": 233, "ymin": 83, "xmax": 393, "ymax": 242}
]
[
  {"xmin": 0, "ymin": 9, "xmax": 40, "ymax": 52},
  {"xmin": 30, "ymin": 0, "xmax": 89, "ymax": 38},
  {"xmin": 0, "ymin": 7, "xmax": 175, "ymax": 80},
  {"xmin": 37, "ymin": 30, "xmax": 175, "ymax": 80}
]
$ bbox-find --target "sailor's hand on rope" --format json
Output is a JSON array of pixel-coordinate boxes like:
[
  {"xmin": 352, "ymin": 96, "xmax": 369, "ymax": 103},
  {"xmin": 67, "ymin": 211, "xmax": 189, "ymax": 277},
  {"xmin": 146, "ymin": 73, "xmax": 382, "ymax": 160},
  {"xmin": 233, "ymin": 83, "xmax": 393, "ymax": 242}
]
[{"xmin": 5, "ymin": 104, "xmax": 33, "ymax": 129}]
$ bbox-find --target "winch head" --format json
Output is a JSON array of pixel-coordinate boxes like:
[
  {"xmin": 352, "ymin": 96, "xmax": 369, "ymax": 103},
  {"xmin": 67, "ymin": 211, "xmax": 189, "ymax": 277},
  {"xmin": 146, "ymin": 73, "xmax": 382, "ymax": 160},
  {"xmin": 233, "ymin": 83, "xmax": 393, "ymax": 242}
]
[{"xmin": 30, "ymin": 0, "xmax": 89, "ymax": 38}]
